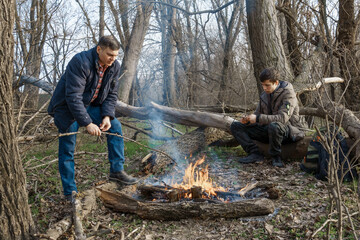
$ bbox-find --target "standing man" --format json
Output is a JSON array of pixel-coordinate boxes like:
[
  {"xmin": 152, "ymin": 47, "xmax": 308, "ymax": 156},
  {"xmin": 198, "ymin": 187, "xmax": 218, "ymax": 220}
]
[
  {"xmin": 231, "ymin": 68, "xmax": 306, "ymax": 167},
  {"xmin": 48, "ymin": 36, "xmax": 138, "ymax": 200}
]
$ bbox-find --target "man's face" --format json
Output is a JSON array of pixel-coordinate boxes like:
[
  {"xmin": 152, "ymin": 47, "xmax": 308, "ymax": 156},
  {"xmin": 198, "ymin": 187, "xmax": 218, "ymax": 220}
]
[
  {"xmin": 97, "ymin": 46, "xmax": 119, "ymax": 67},
  {"xmin": 261, "ymin": 79, "xmax": 279, "ymax": 94}
]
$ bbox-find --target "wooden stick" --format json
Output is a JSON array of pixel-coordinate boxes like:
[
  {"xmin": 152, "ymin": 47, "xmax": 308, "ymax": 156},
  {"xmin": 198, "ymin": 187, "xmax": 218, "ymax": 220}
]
[
  {"xmin": 19, "ymin": 130, "xmax": 177, "ymax": 165},
  {"xmin": 72, "ymin": 191, "xmax": 86, "ymax": 240},
  {"xmin": 26, "ymin": 158, "xmax": 58, "ymax": 170},
  {"xmin": 161, "ymin": 122, "xmax": 184, "ymax": 135},
  {"xmin": 102, "ymin": 132, "xmax": 177, "ymax": 165},
  {"xmin": 238, "ymin": 182, "xmax": 259, "ymax": 196}
]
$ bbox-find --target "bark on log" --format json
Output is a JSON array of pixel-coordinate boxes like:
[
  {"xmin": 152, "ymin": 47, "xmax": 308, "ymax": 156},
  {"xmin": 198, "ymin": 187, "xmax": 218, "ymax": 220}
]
[
  {"xmin": 72, "ymin": 191, "xmax": 86, "ymax": 240},
  {"xmin": 96, "ymin": 188, "xmax": 275, "ymax": 220},
  {"xmin": 115, "ymin": 101, "xmax": 235, "ymax": 132}
]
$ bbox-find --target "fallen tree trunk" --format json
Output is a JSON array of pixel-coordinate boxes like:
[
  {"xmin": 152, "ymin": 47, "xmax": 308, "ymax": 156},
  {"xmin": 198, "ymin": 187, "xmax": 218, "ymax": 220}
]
[
  {"xmin": 96, "ymin": 188, "xmax": 275, "ymax": 220},
  {"xmin": 115, "ymin": 101, "xmax": 235, "ymax": 132}
]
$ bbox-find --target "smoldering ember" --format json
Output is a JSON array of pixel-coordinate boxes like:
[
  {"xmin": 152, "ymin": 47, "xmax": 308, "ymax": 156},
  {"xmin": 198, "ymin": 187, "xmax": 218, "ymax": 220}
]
[{"xmin": 2, "ymin": 0, "xmax": 360, "ymax": 240}]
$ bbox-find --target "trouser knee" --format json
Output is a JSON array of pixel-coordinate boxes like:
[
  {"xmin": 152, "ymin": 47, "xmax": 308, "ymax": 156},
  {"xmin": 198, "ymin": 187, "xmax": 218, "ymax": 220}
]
[
  {"xmin": 230, "ymin": 121, "xmax": 245, "ymax": 135},
  {"xmin": 268, "ymin": 122, "xmax": 286, "ymax": 136}
]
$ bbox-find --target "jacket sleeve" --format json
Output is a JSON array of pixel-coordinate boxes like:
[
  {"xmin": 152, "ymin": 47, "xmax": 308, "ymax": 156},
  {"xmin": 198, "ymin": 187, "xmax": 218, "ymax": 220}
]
[
  {"xmin": 65, "ymin": 56, "xmax": 93, "ymax": 127},
  {"xmin": 258, "ymin": 89, "xmax": 296, "ymax": 125},
  {"xmin": 101, "ymin": 67, "xmax": 121, "ymax": 120}
]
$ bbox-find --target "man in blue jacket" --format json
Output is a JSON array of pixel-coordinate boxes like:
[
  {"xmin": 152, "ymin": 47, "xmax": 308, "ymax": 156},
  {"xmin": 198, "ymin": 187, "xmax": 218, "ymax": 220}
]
[{"xmin": 48, "ymin": 36, "xmax": 138, "ymax": 201}]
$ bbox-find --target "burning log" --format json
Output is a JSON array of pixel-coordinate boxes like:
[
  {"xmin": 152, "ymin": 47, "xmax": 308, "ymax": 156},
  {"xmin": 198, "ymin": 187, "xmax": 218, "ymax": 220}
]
[
  {"xmin": 191, "ymin": 186, "xmax": 202, "ymax": 199},
  {"xmin": 96, "ymin": 188, "xmax": 275, "ymax": 220}
]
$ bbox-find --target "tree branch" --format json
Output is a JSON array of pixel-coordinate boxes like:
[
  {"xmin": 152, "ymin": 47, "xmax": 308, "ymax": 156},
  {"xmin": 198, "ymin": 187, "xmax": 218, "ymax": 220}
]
[{"xmin": 148, "ymin": 0, "xmax": 238, "ymax": 15}]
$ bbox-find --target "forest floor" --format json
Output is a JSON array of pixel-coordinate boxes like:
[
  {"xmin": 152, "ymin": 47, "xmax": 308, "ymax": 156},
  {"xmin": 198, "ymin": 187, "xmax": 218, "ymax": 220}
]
[{"xmin": 23, "ymin": 124, "xmax": 359, "ymax": 240}]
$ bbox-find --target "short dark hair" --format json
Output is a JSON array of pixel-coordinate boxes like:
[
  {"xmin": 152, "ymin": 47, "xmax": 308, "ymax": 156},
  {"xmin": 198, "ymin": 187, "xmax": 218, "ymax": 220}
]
[
  {"xmin": 98, "ymin": 35, "xmax": 121, "ymax": 50},
  {"xmin": 259, "ymin": 68, "xmax": 279, "ymax": 83}
]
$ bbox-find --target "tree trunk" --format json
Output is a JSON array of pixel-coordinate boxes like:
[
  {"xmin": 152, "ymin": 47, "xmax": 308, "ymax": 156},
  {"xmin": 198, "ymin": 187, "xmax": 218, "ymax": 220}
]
[
  {"xmin": 118, "ymin": 0, "xmax": 153, "ymax": 103},
  {"xmin": 283, "ymin": 0, "xmax": 302, "ymax": 77},
  {"xmin": 0, "ymin": 0, "xmax": 35, "ymax": 238},
  {"xmin": 246, "ymin": 0, "xmax": 293, "ymax": 94},
  {"xmin": 172, "ymin": 0, "xmax": 199, "ymax": 107},
  {"xmin": 99, "ymin": 0, "xmax": 105, "ymax": 38},
  {"xmin": 217, "ymin": 0, "xmax": 243, "ymax": 104},
  {"xmin": 15, "ymin": 0, "xmax": 48, "ymax": 110},
  {"xmin": 161, "ymin": 0, "xmax": 177, "ymax": 106},
  {"xmin": 337, "ymin": 0, "xmax": 360, "ymax": 111}
]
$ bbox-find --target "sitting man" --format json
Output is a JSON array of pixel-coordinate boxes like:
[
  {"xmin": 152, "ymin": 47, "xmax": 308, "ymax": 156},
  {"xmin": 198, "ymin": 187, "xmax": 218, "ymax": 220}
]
[
  {"xmin": 231, "ymin": 68, "xmax": 306, "ymax": 167},
  {"xmin": 48, "ymin": 35, "xmax": 138, "ymax": 201}
]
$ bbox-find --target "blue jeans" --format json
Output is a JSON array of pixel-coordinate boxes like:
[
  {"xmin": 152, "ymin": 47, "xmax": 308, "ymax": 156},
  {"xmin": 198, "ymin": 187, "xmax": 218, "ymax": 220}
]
[{"xmin": 58, "ymin": 106, "xmax": 124, "ymax": 196}]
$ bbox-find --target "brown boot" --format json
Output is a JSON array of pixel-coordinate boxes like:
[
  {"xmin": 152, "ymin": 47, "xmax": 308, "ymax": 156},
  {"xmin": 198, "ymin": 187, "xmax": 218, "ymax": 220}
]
[{"xmin": 109, "ymin": 170, "xmax": 138, "ymax": 185}]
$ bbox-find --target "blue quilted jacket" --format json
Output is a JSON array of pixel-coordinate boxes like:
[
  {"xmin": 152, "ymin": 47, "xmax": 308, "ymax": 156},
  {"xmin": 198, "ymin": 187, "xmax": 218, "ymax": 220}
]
[{"xmin": 48, "ymin": 47, "xmax": 121, "ymax": 132}]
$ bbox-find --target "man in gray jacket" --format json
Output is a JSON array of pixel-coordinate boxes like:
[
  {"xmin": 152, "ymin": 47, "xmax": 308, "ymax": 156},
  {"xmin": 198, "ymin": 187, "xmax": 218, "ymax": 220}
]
[{"xmin": 231, "ymin": 68, "xmax": 306, "ymax": 167}]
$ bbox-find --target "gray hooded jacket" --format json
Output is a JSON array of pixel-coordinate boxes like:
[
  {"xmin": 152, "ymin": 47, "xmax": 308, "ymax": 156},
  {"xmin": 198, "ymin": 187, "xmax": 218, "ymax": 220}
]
[{"xmin": 254, "ymin": 81, "xmax": 306, "ymax": 141}]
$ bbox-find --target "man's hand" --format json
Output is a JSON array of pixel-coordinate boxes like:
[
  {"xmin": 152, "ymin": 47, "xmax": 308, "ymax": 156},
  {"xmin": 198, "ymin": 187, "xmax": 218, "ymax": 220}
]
[
  {"xmin": 247, "ymin": 114, "xmax": 257, "ymax": 124},
  {"xmin": 100, "ymin": 116, "xmax": 111, "ymax": 132},
  {"xmin": 86, "ymin": 123, "xmax": 102, "ymax": 136}
]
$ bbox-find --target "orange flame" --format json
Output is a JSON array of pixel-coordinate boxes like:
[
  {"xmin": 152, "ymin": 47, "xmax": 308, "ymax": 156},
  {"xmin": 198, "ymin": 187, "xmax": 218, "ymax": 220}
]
[{"xmin": 172, "ymin": 156, "xmax": 225, "ymax": 198}]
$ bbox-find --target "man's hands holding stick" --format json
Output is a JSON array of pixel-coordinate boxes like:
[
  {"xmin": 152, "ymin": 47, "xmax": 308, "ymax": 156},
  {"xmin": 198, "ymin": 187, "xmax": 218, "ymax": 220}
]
[{"xmin": 86, "ymin": 116, "xmax": 111, "ymax": 136}]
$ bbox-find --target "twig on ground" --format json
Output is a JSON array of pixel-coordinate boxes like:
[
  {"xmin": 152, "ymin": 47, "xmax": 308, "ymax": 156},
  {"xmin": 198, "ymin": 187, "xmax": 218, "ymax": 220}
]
[
  {"xmin": 26, "ymin": 158, "xmax": 58, "ymax": 170},
  {"xmin": 134, "ymin": 224, "xmax": 146, "ymax": 240},
  {"xmin": 126, "ymin": 227, "xmax": 140, "ymax": 239},
  {"xmin": 311, "ymin": 211, "xmax": 359, "ymax": 238}
]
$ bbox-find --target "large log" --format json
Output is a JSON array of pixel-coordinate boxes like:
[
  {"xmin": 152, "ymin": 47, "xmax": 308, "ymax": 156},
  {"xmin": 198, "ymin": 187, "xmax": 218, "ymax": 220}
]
[
  {"xmin": 115, "ymin": 101, "xmax": 235, "ymax": 132},
  {"xmin": 96, "ymin": 188, "xmax": 275, "ymax": 220}
]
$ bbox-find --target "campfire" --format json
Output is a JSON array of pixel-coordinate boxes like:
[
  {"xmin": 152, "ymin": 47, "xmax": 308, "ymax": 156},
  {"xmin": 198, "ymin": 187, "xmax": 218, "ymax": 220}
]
[
  {"xmin": 169, "ymin": 156, "xmax": 225, "ymax": 200},
  {"xmin": 96, "ymin": 155, "xmax": 279, "ymax": 220},
  {"xmin": 137, "ymin": 156, "xmax": 276, "ymax": 203}
]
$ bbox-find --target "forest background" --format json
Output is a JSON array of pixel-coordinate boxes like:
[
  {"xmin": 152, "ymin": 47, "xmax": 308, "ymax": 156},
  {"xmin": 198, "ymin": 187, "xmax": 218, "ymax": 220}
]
[{"xmin": 1, "ymin": 0, "xmax": 360, "ymax": 239}]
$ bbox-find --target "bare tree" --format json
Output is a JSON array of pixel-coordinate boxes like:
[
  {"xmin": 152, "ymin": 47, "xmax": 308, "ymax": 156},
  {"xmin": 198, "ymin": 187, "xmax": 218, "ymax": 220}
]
[
  {"xmin": 117, "ymin": 0, "xmax": 154, "ymax": 103},
  {"xmin": 337, "ymin": 0, "xmax": 360, "ymax": 111},
  {"xmin": 0, "ymin": 0, "xmax": 35, "ymax": 238},
  {"xmin": 14, "ymin": 0, "xmax": 50, "ymax": 109},
  {"xmin": 246, "ymin": 0, "xmax": 294, "ymax": 94},
  {"xmin": 154, "ymin": 0, "xmax": 177, "ymax": 106},
  {"xmin": 213, "ymin": 0, "xmax": 244, "ymax": 105}
]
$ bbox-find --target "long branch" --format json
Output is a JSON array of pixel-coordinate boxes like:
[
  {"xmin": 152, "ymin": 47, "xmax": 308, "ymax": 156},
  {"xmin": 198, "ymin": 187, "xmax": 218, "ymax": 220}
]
[
  {"xmin": 54, "ymin": 131, "xmax": 177, "ymax": 165},
  {"xmin": 148, "ymin": 0, "xmax": 238, "ymax": 15}
]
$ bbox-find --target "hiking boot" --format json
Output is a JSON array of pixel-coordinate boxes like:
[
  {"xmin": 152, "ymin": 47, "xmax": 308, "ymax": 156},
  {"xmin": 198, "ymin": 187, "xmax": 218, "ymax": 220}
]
[
  {"xmin": 271, "ymin": 156, "xmax": 285, "ymax": 168},
  {"xmin": 64, "ymin": 194, "xmax": 74, "ymax": 203},
  {"xmin": 109, "ymin": 170, "xmax": 139, "ymax": 185},
  {"xmin": 238, "ymin": 153, "xmax": 264, "ymax": 163}
]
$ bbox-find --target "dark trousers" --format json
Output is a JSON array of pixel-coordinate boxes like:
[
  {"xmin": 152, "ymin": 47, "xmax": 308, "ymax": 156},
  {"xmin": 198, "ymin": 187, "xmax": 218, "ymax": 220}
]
[{"xmin": 230, "ymin": 121, "xmax": 291, "ymax": 157}]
